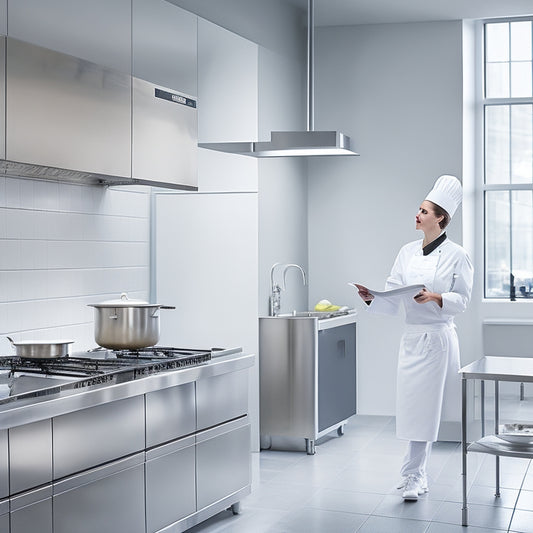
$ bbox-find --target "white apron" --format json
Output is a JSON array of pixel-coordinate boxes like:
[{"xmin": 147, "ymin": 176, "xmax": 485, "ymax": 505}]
[{"xmin": 396, "ymin": 253, "xmax": 461, "ymax": 442}]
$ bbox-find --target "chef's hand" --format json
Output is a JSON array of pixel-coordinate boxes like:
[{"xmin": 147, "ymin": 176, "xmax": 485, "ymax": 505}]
[
  {"xmin": 354, "ymin": 284, "xmax": 374, "ymax": 302},
  {"xmin": 413, "ymin": 288, "xmax": 443, "ymax": 308}
]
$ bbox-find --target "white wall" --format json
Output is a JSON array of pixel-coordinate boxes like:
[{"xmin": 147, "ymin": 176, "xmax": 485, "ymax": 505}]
[
  {"xmin": 257, "ymin": 45, "xmax": 308, "ymax": 316},
  {"xmin": 0, "ymin": 177, "xmax": 150, "ymax": 354},
  {"xmin": 307, "ymin": 21, "xmax": 465, "ymax": 423}
]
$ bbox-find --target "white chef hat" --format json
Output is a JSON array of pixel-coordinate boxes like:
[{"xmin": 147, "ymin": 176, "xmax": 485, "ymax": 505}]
[{"xmin": 425, "ymin": 174, "xmax": 463, "ymax": 218}]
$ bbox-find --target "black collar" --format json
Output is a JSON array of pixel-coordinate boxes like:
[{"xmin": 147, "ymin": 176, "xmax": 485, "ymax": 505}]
[{"xmin": 423, "ymin": 232, "xmax": 447, "ymax": 256}]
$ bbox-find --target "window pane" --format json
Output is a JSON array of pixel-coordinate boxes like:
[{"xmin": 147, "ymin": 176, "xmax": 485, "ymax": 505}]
[
  {"xmin": 485, "ymin": 191, "xmax": 511, "ymax": 297},
  {"xmin": 510, "ymin": 21, "xmax": 532, "ymax": 61},
  {"xmin": 511, "ymin": 190, "xmax": 533, "ymax": 298},
  {"xmin": 511, "ymin": 104, "xmax": 533, "ymax": 183},
  {"xmin": 485, "ymin": 105, "xmax": 510, "ymax": 184},
  {"xmin": 486, "ymin": 62, "xmax": 509, "ymax": 98},
  {"xmin": 486, "ymin": 23, "xmax": 509, "ymax": 62},
  {"xmin": 511, "ymin": 61, "xmax": 532, "ymax": 97}
]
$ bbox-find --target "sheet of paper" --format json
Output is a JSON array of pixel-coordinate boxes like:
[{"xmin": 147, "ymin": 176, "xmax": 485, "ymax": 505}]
[{"xmin": 348, "ymin": 282, "xmax": 425, "ymax": 298}]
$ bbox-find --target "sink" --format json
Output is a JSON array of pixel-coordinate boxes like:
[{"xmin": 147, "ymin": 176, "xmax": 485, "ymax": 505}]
[{"xmin": 278, "ymin": 310, "xmax": 351, "ymax": 319}]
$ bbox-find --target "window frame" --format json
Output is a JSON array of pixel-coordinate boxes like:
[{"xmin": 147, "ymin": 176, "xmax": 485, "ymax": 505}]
[{"xmin": 481, "ymin": 16, "xmax": 533, "ymax": 301}]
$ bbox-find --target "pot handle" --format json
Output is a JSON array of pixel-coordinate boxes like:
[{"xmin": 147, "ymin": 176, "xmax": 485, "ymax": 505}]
[
  {"xmin": 150, "ymin": 305, "xmax": 175, "ymax": 318},
  {"xmin": 6, "ymin": 336, "xmax": 15, "ymax": 346}
]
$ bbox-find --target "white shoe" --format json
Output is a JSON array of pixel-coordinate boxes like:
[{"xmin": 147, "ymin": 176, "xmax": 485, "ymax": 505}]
[
  {"xmin": 397, "ymin": 475, "xmax": 428, "ymax": 492},
  {"xmin": 402, "ymin": 474, "xmax": 425, "ymax": 501}
]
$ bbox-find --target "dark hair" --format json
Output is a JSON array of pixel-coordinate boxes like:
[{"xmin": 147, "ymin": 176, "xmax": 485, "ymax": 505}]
[{"xmin": 427, "ymin": 201, "xmax": 450, "ymax": 229}]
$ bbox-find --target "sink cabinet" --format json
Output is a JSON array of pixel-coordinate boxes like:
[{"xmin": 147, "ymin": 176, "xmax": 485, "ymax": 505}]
[{"xmin": 259, "ymin": 314, "xmax": 357, "ymax": 454}]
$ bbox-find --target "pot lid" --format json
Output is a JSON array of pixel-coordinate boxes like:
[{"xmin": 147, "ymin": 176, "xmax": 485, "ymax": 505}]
[{"xmin": 88, "ymin": 292, "xmax": 160, "ymax": 308}]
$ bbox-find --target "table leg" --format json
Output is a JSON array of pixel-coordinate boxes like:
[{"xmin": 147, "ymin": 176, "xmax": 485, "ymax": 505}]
[
  {"xmin": 462, "ymin": 377, "xmax": 468, "ymax": 526},
  {"xmin": 481, "ymin": 380, "xmax": 485, "ymax": 437},
  {"xmin": 495, "ymin": 379, "xmax": 500, "ymax": 497}
]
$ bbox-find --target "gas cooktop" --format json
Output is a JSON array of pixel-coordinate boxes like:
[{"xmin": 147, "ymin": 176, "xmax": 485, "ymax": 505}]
[{"xmin": 0, "ymin": 346, "xmax": 228, "ymax": 406}]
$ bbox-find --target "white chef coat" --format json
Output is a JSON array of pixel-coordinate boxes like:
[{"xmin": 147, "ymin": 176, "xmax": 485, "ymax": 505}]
[{"xmin": 368, "ymin": 237, "xmax": 473, "ymax": 441}]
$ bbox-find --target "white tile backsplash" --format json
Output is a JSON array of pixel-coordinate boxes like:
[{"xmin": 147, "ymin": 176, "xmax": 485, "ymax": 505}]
[{"xmin": 0, "ymin": 177, "xmax": 151, "ymax": 351}]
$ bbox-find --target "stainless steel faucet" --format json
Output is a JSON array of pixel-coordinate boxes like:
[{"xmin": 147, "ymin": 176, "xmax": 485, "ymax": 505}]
[{"xmin": 269, "ymin": 263, "xmax": 307, "ymax": 316}]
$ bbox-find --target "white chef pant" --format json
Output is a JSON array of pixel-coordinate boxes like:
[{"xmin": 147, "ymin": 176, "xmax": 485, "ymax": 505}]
[{"xmin": 400, "ymin": 440, "xmax": 432, "ymax": 479}]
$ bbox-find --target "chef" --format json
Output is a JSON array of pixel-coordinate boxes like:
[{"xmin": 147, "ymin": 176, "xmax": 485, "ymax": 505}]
[{"xmin": 356, "ymin": 174, "xmax": 474, "ymax": 501}]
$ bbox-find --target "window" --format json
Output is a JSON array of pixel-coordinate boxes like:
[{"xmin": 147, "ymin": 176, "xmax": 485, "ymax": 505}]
[{"xmin": 484, "ymin": 19, "xmax": 533, "ymax": 299}]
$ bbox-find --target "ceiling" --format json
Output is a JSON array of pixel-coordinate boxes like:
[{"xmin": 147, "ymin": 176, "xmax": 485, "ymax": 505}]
[{"xmin": 285, "ymin": 0, "xmax": 533, "ymax": 26}]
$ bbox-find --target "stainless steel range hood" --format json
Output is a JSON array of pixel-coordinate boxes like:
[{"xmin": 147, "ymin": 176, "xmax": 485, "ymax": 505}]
[
  {"xmin": 199, "ymin": 131, "xmax": 354, "ymax": 157},
  {"xmin": 199, "ymin": 0, "xmax": 358, "ymax": 158}
]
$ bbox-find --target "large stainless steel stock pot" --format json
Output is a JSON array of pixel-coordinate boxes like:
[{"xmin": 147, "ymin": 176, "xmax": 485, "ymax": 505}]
[{"xmin": 88, "ymin": 293, "xmax": 175, "ymax": 350}]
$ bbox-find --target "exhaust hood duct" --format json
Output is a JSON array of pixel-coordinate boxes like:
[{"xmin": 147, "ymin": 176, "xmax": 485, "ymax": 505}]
[{"xmin": 198, "ymin": 0, "xmax": 359, "ymax": 158}]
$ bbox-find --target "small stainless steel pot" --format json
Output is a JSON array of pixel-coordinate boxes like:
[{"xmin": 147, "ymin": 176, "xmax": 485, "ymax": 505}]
[
  {"xmin": 88, "ymin": 293, "xmax": 175, "ymax": 350},
  {"xmin": 7, "ymin": 337, "xmax": 74, "ymax": 358}
]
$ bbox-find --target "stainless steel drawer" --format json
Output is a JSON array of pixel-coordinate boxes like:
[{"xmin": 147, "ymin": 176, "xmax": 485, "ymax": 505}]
[
  {"xmin": 0, "ymin": 498, "xmax": 9, "ymax": 533},
  {"xmin": 145, "ymin": 383, "xmax": 195, "ymax": 447},
  {"xmin": 10, "ymin": 485, "xmax": 52, "ymax": 533},
  {"xmin": 0, "ymin": 429, "xmax": 7, "ymax": 498},
  {"xmin": 196, "ymin": 416, "xmax": 250, "ymax": 510},
  {"xmin": 9, "ymin": 419, "xmax": 52, "ymax": 495},
  {"xmin": 196, "ymin": 369, "xmax": 248, "ymax": 430},
  {"xmin": 145, "ymin": 436, "xmax": 196, "ymax": 533},
  {"xmin": 53, "ymin": 396, "xmax": 144, "ymax": 479},
  {"xmin": 53, "ymin": 454, "xmax": 144, "ymax": 533}
]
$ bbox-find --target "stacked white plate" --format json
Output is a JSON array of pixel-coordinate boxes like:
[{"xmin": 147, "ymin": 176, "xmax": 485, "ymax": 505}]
[{"xmin": 498, "ymin": 423, "xmax": 533, "ymax": 446}]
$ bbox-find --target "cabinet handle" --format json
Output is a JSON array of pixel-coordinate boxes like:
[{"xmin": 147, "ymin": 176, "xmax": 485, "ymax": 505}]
[{"xmin": 337, "ymin": 339, "xmax": 346, "ymax": 357}]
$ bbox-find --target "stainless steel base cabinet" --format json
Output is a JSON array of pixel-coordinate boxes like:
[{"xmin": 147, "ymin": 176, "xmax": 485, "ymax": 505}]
[
  {"xmin": 0, "ymin": 499, "xmax": 8, "ymax": 533},
  {"xmin": 53, "ymin": 454, "xmax": 145, "ymax": 533},
  {"xmin": 260, "ymin": 315, "xmax": 357, "ymax": 454},
  {"xmin": 196, "ymin": 416, "xmax": 251, "ymax": 510},
  {"xmin": 145, "ymin": 436, "xmax": 196, "ymax": 533},
  {"xmin": 10, "ymin": 486, "xmax": 52, "ymax": 533},
  {"xmin": 0, "ymin": 429, "xmax": 8, "ymax": 499}
]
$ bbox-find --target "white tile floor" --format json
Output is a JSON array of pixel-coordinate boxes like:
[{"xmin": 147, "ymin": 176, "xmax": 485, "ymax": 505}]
[{"xmin": 188, "ymin": 409, "xmax": 533, "ymax": 533}]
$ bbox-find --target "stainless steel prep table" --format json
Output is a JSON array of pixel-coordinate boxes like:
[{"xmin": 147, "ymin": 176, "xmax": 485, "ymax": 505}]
[{"xmin": 460, "ymin": 356, "xmax": 533, "ymax": 527}]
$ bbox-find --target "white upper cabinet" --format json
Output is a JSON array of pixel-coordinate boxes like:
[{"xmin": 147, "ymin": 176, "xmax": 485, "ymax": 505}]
[
  {"xmin": 8, "ymin": 0, "xmax": 131, "ymax": 74},
  {"xmin": 197, "ymin": 19, "xmax": 258, "ymax": 192},
  {"xmin": 132, "ymin": 0, "xmax": 197, "ymax": 96}
]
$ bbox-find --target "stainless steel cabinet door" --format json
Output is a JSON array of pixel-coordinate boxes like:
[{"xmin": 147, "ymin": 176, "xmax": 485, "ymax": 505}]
[
  {"xmin": 0, "ymin": 499, "xmax": 8, "ymax": 533},
  {"xmin": 197, "ymin": 369, "xmax": 248, "ymax": 431},
  {"xmin": 0, "ymin": 429, "xmax": 7, "ymax": 498},
  {"xmin": 145, "ymin": 382, "xmax": 196, "ymax": 447},
  {"xmin": 145, "ymin": 436, "xmax": 196, "ymax": 533},
  {"xmin": 196, "ymin": 417, "xmax": 251, "ymax": 510},
  {"xmin": 10, "ymin": 486, "xmax": 52, "ymax": 533},
  {"xmin": 318, "ymin": 323, "xmax": 356, "ymax": 432},
  {"xmin": 53, "ymin": 455, "xmax": 144, "ymax": 533},
  {"xmin": 9, "ymin": 419, "xmax": 52, "ymax": 494},
  {"xmin": 6, "ymin": 38, "xmax": 131, "ymax": 179},
  {"xmin": 53, "ymin": 395, "xmax": 144, "ymax": 479}
]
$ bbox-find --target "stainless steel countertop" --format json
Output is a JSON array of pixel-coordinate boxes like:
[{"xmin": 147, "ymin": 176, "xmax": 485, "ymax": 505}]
[
  {"xmin": 260, "ymin": 311, "xmax": 357, "ymax": 331},
  {"xmin": 460, "ymin": 356, "xmax": 533, "ymax": 382},
  {"xmin": 0, "ymin": 350, "xmax": 255, "ymax": 430}
]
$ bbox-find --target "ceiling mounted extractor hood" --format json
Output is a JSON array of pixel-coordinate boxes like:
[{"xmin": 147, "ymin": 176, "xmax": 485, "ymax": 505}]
[{"xmin": 199, "ymin": 0, "xmax": 359, "ymax": 158}]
